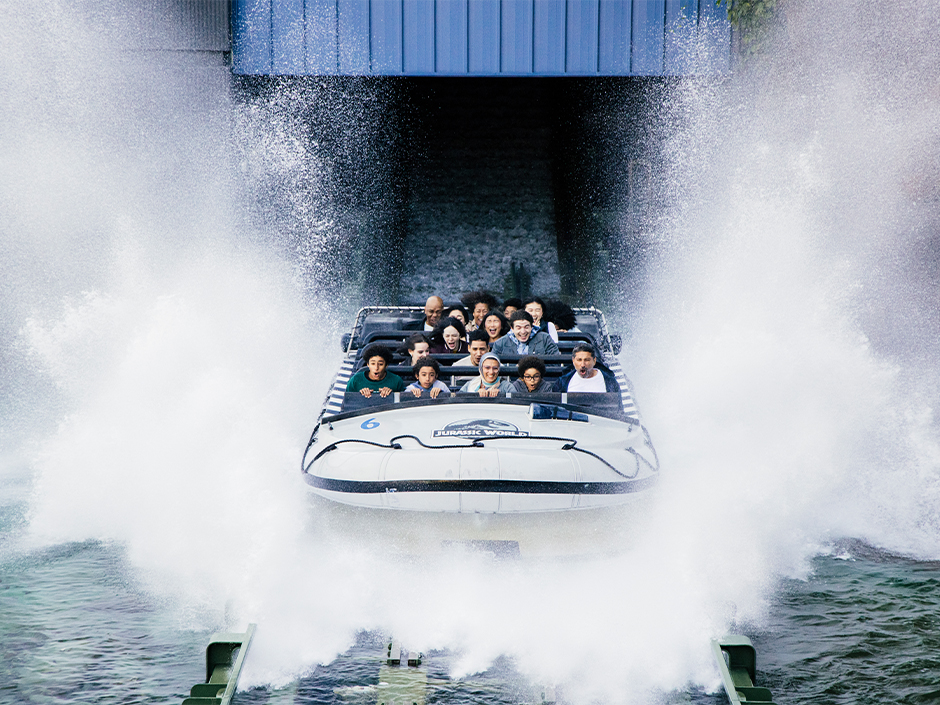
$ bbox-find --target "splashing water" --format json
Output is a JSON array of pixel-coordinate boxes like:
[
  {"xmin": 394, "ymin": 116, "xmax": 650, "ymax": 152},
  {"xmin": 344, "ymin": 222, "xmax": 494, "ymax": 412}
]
[{"xmin": 3, "ymin": 1, "xmax": 940, "ymax": 704}]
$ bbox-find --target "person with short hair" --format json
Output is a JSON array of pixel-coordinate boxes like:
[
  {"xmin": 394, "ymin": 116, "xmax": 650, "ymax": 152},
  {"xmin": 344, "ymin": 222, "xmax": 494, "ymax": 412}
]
[
  {"xmin": 552, "ymin": 344, "xmax": 619, "ymax": 393},
  {"xmin": 491, "ymin": 310, "xmax": 560, "ymax": 356},
  {"xmin": 451, "ymin": 330, "xmax": 490, "ymax": 385},
  {"xmin": 346, "ymin": 344, "xmax": 406, "ymax": 398},
  {"xmin": 429, "ymin": 316, "xmax": 469, "ymax": 354},
  {"xmin": 406, "ymin": 358, "xmax": 451, "ymax": 398},
  {"xmin": 511, "ymin": 356, "xmax": 553, "ymax": 394},
  {"xmin": 403, "ymin": 295, "xmax": 445, "ymax": 331},
  {"xmin": 402, "ymin": 334, "xmax": 431, "ymax": 366},
  {"xmin": 502, "ymin": 298, "xmax": 523, "ymax": 318},
  {"xmin": 459, "ymin": 352, "xmax": 513, "ymax": 397},
  {"xmin": 481, "ymin": 310, "xmax": 510, "ymax": 345},
  {"xmin": 524, "ymin": 296, "xmax": 559, "ymax": 342}
]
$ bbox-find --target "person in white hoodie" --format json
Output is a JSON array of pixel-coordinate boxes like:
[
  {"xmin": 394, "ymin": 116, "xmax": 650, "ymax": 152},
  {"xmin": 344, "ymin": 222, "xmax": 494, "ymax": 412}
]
[{"xmin": 459, "ymin": 352, "xmax": 513, "ymax": 397}]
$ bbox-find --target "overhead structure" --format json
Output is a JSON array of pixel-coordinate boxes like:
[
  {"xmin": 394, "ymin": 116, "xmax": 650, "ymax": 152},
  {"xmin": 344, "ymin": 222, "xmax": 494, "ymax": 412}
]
[{"xmin": 232, "ymin": 0, "xmax": 731, "ymax": 76}]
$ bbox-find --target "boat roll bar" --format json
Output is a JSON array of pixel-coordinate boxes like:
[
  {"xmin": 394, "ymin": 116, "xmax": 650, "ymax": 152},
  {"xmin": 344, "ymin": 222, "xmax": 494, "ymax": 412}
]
[
  {"xmin": 181, "ymin": 624, "xmax": 256, "ymax": 705},
  {"xmin": 711, "ymin": 635, "xmax": 778, "ymax": 705}
]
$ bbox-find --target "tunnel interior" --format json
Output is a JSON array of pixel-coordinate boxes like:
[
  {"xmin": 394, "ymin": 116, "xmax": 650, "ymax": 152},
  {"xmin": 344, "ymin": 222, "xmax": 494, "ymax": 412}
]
[{"xmin": 235, "ymin": 76, "xmax": 666, "ymax": 308}]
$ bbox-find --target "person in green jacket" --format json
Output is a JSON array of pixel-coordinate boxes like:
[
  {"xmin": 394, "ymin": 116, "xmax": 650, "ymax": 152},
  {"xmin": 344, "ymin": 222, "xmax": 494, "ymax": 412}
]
[{"xmin": 346, "ymin": 344, "xmax": 405, "ymax": 398}]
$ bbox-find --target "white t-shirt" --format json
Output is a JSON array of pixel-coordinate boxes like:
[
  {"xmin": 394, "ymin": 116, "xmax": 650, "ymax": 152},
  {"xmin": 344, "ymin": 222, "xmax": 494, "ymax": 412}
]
[{"xmin": 566, "ymin": 369, "xmax": 607, "ymax": 393}]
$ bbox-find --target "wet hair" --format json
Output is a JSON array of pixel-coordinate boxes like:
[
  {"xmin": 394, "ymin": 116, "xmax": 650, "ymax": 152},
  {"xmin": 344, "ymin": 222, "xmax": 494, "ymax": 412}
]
[
  {"xmin": 403, "ymin": 333, "xmax": 430, "ymax": 354},
  {"xmin": 545, "ymin": 299, "xmax": 576, "ymax": 330},
  {"xmin": 571, "ymin": 343, "xmax": 596, "ymax": 358},
  {"xmin": 412, "ymin": 357, "xmax": 440, "ymax": 377},
  {"xmin": 430, "ymin": 316, "xmax": 467, "ymax": 346},
  {"xmin": 467, "ymin": 330, "xmax": 490, "ymax": 346},
  {"xmin": 516, "ymin": 355, "xmax": 546, "ymax": 377},
  {"xmin": 361, "ymin": 344, "xmax": 393, "ymax": 365},
  {"xmin": 445, "ymin": 305, "xmax": 469, "ymax": 322},
  {"xmin": 502, "ymin": 297, "xmax": 523, "ymax": 312},
  {"xmin": 509, "ymin": 310, "xmax": 534, "ymax": 326},
  {"xmin": 460, "ymin": 290, "xmax": 499, "ymax": 311},
  {"xmin": 482, "ymin": 310, "xmax": 510, "ymax": 337}
]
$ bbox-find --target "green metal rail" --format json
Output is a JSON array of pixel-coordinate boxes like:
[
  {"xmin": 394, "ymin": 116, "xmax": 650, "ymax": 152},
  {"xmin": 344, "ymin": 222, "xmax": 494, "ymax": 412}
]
[
  {"xmin": 182, "ymin": 624, "xmax": 256, "ymax": 705},
  {"xmin": 711, "ymin": 635, "xmax": 778, "ymax": 705}
]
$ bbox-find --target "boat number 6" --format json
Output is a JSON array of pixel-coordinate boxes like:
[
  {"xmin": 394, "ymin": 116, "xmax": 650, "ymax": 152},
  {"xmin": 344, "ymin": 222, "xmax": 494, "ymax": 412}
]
[{"xmin": 360, "ymin": 417, "xmax": 380, "ymax": 430}]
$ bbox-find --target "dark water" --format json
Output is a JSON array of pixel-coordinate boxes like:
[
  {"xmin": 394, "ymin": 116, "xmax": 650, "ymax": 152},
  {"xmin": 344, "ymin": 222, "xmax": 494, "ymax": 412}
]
[{"xmin": 2, "ymin": 508, "xmax": 938, "ymax": 705}]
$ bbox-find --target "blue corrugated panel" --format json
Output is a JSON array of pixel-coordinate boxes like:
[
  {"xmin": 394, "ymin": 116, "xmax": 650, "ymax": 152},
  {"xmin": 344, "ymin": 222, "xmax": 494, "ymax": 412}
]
[
  {"xmin": 306, "ymin": 0, "xmax": 337, "ymax": 73},
  {"xmin": 567, "ymin": 0, "xmax": 599, "ymax": 74},
  {"xmin": 230, "ymin": 0, "xmax": 730, "ymax": 76},
  {"xmin": 501, "ymin": 0, "xmax": 534, "ymax": 74},
  {"xmin": 272, "ymin": 0, "xmax": 305, "ymax": 74},
  {"xmin": 632, "ymin": 0, "xmax": 666, "ymax": 75},
  {"xmin": 232, "ymin": 0, "xmax": 272, "ymax": 74},
  {"xmin": 698, "ymin": 0, "xmax": 731, "ymax": 74},
  {"xmin": 534, "ymin": 0, "xmax": 565, "ymax": 74},
  {"xmin": 372, "ymin": 0, "xmax": 403, "ymax": 73},
  {"xmin": 468, "ymin": 0, "xmax": 500, "ymax": 73},
  {"xmin": 338, "ymin": 0, "xmax": 370, "ymax": 74},
  {"xmin": 664, "ymin": 0, "xmax": 698, "ymax": 75},
  {"xmin": 598, "ymin": 0, "xmax": 632, "ymax": 74},
  {"xmin": 437, "ymin": 0, "xmax": 468, "ymax": 74},
  {"xmin": 404, "ymin": 0, "xmax": 435, "ymax": 73}
]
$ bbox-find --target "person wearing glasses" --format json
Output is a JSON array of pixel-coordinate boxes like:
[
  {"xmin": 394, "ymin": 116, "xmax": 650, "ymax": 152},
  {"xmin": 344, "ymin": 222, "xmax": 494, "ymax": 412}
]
[{"xmin": 510, "ymin": 356, "xmax": 553, "ymax": 395}]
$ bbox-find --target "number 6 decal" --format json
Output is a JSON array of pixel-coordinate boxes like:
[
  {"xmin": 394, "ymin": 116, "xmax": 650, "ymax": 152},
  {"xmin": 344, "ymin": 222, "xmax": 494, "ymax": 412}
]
[{"xmin": 360, "ymin": 417, "xmax": 380, "ymax": 430}]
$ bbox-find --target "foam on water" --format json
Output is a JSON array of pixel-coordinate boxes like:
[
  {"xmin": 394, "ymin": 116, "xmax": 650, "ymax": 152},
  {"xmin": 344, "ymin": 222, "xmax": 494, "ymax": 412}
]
[{"xmin": 3, "ymin": 1, "xmax": 940, "ymax": 704}]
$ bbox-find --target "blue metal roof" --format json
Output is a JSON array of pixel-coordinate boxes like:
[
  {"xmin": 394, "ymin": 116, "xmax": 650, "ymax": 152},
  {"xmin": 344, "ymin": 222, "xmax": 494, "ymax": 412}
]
[{"xmin": 232, "ymin": 0, "xmax": 731, "ymax": 76}]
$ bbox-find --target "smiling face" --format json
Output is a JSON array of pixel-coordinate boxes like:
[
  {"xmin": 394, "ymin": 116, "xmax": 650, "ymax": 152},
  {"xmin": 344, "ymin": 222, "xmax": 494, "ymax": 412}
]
[
  {"xmin": 481, "ymin": 358, "xmax": 500, "ymax": 384},
  {"xmin": 424, "ymin": 296, "xmax": 443, "ymax": 327},
  {"xmin": 511, "ymin": 319, "xmax": 532, "ymax": 343},
  {"xmin": 410, "ymin": 342, "xmax": 430, "ymax": 365},
  {"xmin": 468, "ymin": 339, "xmax": 489, "ymax": 365},
  {"xmin": 524, "ymin": 302, "xmax": 543, "ymax": 325},
  {"xmin": 484, "ymin": 314, "xmax": 503, "ymax": 340},
  {"xmin": 366, "ymin": 355, "xmax": 387, "ymax": 380},
  {"xmin": 572, "ymin": 350, "xmax": 596, "ymax": 377},
  {"xmin": 417, "ymin": 365, "xmax": 438, "ymax": 389},
  {"xmin": 472, "ymin": 302, "xmax": 489, "ymax": 325},
  {"xmin": 442, "ymin": 325, "xmax": 461, "ymax": 350}
]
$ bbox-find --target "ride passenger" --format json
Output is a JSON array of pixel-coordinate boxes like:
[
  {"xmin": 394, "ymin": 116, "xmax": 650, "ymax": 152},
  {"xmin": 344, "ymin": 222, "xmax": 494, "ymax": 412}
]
[
  {"xmin": 491, "ymin": 311, "xmax": 560, "ymax": 357},
  {"xmin": 402, "ymin": 333, "xmax": 432, "ymax": 366},
  {"xmin": 502, "ymin": 297, "xmax": 523, "ymax": 318},
  {"xmin": 460, "ymin": 291, "xmax": 499, "ymax": 332},
  {"xmin": 452, "ymin": 330, "xmax": 490, "ymax": 385},
  {"xmin": 444, "ymin": 305, "xmax": 469, "ymax": 328},
  {"xmin": 552, "ymin": 343, "xmax": 619, "ymax": 393},
  {"xmin": 346, "ymin": 344, "xmax": 406, "ymax": 398},
  {"xmin": 510, "ymin": 356, "xmax": 553, "ymax": 395},
  {"xmin": 524, "ymin": 296, "xmax": 559, "ymax": 342},
  {"xmin": 406, "ymin": 358, "xmax": 451, "ymax": 398},
  {"xmin": 459, "ymin": 352, "xmax": 513, "ymax": 397},
  {"xmin": 429, "ymin": 316, "xmax": 469, "ymax": 354},
  {"xmin": 545, "ymin": 299, "xmax": 578, "ymax": 333},
  {"xmin": 482, "ymin": 310, "xmax": 510, "ymax": 345},
  {"xmin": 403, "ymin": 295, "xmax": 444, "ymax": 331}
]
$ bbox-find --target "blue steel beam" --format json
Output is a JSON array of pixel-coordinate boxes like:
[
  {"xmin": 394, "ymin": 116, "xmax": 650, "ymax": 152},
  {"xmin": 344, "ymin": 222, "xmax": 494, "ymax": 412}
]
[{"xmin": 231, "ymin": 0, "xmax": 730, "ymax": 76}]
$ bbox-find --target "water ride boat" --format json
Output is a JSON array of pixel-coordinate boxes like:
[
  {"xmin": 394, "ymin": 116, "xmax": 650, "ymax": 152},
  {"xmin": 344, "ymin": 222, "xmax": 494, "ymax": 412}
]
[{"xmin": 301, "ymin": 305, "xmax": 659, "ymax": 556}]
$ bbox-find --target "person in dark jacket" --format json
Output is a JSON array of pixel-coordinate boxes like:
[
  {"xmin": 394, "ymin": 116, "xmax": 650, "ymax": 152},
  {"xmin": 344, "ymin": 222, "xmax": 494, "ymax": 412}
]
[
  {"xmin": 552, "ymin": 344, "xmax": 619, "ymax": 393},
  {"xmin": 428, "ymin": 316, "xmax": 469, "ymax": 354},
  {"xmin": 510, "ymin": 356, "xmax": 553, "ymax": 395},
  {"xmin": 402, "ymin": 295, "xmax": 444, "ymax": 331},
  {"xmin": 491, "ymin": 311, "xmax": 560, "ymax": 357}
]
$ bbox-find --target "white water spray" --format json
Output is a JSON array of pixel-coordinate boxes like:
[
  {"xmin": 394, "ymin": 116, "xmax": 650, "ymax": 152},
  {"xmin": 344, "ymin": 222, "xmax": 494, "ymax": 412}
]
[{"xmin": 4, "ymin": 1, "xmax": 940, "ymax": 704}]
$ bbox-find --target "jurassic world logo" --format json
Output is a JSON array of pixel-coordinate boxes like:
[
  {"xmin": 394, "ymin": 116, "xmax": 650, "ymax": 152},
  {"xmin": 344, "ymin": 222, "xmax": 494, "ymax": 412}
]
[{"xmin": 433, "ymin": 419, "xmax": 529, "ymax": 438}]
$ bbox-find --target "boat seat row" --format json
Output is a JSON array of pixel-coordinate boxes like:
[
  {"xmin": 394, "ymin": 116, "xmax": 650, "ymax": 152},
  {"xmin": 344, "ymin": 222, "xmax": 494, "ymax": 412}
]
[{"xmin": 339, "ymin": 391, "xmax": 625, "ymax": 416}]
